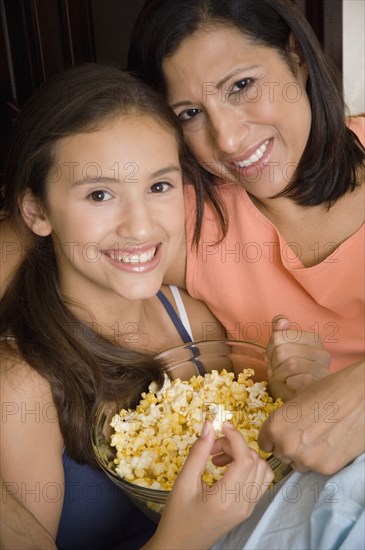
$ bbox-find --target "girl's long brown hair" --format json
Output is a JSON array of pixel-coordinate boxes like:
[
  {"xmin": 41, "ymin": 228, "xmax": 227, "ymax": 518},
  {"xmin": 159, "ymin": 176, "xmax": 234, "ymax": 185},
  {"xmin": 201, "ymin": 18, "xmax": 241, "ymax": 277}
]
[{"xmin": 0, "ymin": 64, "xmax": 208, "ymax": 466}]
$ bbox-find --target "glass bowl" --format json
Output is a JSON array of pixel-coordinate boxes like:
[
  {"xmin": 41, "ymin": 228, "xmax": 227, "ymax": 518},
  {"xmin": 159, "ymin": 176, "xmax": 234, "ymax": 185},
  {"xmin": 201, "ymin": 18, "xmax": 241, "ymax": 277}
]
[{"xmin": 91, "ymin": 340, "xmax": 290, "ymax": 522}]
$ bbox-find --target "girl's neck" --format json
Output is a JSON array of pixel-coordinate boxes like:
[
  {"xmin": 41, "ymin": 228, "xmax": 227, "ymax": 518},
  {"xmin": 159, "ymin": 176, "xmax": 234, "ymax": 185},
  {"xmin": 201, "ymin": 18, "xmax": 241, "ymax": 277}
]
[
  {"xmin": 61, "ymin": 281, "xmax": 186, "ymax": 355},
  {"xmin": 63, "ymin": 288, "xmax": 154, "ymax": 342}
]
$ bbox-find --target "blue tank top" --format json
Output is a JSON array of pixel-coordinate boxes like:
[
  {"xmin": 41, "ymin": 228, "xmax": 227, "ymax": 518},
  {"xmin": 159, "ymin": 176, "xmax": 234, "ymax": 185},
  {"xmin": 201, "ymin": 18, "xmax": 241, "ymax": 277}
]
[
  {"xmin": 56, "ymin": 289, "xmax": 193, "ymax": 549},
  {"xmin": 56, "ymin": 452, "xmax": 156, "ymax": 549}
]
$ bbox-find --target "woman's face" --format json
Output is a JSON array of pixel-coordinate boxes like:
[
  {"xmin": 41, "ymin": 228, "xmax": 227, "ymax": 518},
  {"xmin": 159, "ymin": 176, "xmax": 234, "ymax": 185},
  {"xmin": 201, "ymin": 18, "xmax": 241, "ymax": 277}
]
[
  {"xmin": 163, "ymin": 24, "xmax": 312, "ymax": 198},
  {"xmin": 35, "ymin": 114, "xmax": 185, "ymax": 302}
]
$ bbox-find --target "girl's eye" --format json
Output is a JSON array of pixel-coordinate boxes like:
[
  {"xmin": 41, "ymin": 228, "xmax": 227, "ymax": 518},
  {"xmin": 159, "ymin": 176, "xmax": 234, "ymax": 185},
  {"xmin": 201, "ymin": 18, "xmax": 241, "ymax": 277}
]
[
  {"xmin": 88, "ymin": 190, "xmax": 112, "ymax": 202},
  {"xmin": 149, "ymin": 182, "xmax": 171, "ymax": 193},
  {"xmin": 231, "ymin": 78, "xmax": 253, "ymax": 93},
  {"xmin": 177, "ymin": 108, "xmax": 201, "ymax": 122}
]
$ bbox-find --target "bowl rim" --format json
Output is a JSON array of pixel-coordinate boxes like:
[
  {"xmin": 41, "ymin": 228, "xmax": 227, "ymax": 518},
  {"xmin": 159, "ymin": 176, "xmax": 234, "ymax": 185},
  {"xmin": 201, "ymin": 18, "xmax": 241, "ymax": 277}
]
[
  {"xmin": 155, "ymin": 338, "xmax": 266, "ymax": 358},
  {"xmin": 91, "ymin": 338, "xmax": 268, "ymax": 497}
]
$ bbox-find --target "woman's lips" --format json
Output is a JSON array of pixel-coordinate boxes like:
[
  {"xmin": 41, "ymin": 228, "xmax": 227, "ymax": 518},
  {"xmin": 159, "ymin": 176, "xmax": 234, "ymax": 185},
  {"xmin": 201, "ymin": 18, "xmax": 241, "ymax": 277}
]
[{"xmin": 224, "ymin": 138, "xmax": 273, "ymax": 178}]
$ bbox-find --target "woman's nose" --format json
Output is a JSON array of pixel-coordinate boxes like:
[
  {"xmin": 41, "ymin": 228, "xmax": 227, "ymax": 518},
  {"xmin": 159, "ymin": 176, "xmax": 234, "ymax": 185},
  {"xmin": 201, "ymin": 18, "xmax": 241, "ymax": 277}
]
[{"xmin": 209, "ymin": 107, "xmax": 249, "ymax": 156}]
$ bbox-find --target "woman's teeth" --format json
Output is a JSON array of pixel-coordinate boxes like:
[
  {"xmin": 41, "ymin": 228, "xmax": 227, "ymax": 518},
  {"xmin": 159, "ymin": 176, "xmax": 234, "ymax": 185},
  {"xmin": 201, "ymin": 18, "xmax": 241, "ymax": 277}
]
[
  {"xmin": 234, "ymin": 140, "xmax": 269, "ymax": 168},
  {"xmin": 109, "ymin": 248, "xmax": 156, "ymax": 264}
]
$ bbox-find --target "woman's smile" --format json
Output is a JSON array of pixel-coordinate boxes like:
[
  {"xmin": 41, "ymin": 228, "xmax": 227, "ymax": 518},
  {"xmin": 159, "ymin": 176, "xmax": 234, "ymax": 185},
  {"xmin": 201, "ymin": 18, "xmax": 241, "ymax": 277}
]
[{"xmin": 163, "ymin": 24, "xmax": 312, "ymax": 199}]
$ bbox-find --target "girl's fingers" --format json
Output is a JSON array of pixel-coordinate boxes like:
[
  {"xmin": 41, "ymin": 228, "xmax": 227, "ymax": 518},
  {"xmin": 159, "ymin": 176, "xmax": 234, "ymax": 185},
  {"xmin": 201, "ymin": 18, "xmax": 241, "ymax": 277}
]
[{"xmin": 175, "ymin": 420, "xmax": 215, "ymax": 485}]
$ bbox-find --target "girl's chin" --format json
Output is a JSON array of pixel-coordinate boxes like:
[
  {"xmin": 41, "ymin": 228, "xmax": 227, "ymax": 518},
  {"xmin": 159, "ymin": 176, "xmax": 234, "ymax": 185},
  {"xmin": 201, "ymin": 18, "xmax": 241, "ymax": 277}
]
[{"xmin": 112, "ymin": 281, "xmax": 163, "ymax": 302}]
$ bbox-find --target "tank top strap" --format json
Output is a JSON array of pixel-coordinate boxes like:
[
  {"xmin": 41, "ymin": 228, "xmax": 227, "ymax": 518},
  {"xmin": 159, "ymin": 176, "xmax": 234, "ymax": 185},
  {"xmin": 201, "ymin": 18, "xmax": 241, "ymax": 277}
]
[
  {"xmin": 156, "ymin": 288, "xmax": 205, "ymax": 376},
  {"xmin": 157, "ymin": 288, "xmax": 193, "ymax": 343}
]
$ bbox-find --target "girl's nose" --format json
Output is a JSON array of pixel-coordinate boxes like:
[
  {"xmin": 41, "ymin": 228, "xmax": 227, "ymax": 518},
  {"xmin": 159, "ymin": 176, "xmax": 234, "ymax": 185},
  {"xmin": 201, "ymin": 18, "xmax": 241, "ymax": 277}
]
[{"xmin": 116, "ymin": 198, "xmax": 154, "ymax": 241}]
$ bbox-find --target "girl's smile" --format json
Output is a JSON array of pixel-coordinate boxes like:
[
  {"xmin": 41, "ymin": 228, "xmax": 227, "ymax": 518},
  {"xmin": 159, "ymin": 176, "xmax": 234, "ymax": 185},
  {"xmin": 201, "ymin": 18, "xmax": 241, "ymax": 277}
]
[
  {"xmin": 102, "ymin": 243, "xmax": 162, "ymax": 273},
  {"xmin": 40, "ymin": 114, "xmax": 185, "ymax": 303}
]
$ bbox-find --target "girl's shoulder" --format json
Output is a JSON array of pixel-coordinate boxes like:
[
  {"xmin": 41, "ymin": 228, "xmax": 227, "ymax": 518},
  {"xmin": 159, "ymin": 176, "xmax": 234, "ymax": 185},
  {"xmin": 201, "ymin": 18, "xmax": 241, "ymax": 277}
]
[
  {"xmin": 1, "ymin": 345, "xmax": 52, "ymax": 400},
  {"xmin": 169, "ymin": 286, "xmax": 225, "ymax": 341},
  {"xmin": 0, "ymin": 346, "xmax": 64, "ymax": 538}
]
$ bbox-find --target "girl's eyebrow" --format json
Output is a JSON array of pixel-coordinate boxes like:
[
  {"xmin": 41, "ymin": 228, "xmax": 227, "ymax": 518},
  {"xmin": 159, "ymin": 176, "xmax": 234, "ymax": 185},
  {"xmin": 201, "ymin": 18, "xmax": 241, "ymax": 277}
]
[
  {"xmin": 170, "ymin": 65, "xmax": 260, "ymax": 109},
  {"xmin": 72, "ymin": 176, "xmax": 118, "ymax": 186},
  {"xmin": 71, "ymin": 166, "xmax": 181, "ymax": 186},
  {"xmin": 151, "ymin": 165, "xmax": 181, "ymax": 178}
]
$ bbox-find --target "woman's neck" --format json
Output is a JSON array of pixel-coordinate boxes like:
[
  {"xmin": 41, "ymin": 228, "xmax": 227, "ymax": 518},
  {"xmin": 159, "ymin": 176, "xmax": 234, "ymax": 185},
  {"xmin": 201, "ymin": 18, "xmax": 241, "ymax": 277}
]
[{"xmin": 248, "ymin": 184, "xmax": 364, "ymax": 267}]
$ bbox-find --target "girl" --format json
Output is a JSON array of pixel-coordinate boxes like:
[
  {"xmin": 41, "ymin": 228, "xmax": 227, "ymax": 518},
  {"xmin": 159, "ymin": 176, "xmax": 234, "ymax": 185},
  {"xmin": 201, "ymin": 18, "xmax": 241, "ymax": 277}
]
[{"xmin": 0, "ymin": 64, "xmax": 273, "ymax": 549}]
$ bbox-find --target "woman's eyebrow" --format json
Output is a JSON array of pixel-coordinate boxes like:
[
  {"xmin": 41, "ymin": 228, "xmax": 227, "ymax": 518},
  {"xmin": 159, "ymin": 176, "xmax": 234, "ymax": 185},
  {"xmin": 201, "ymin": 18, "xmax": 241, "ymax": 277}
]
[
  {"xmin": 170, "ymin": 65, "xmax": 260, "ymax": 109},
  {"xmin": 215, "ymin": 65, "xmax": 260, "ymax": 89}
]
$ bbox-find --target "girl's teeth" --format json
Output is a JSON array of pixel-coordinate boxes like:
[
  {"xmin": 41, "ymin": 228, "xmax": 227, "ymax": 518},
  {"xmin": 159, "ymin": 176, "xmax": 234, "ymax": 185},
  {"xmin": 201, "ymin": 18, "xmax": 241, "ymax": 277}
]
[
  {"xmin": 110, "ymin": 248, "xmax": 156, "ymax": 264},
  {"xmin": 235, "ymin": 140, "xmax": 269, "ymax": 168}
]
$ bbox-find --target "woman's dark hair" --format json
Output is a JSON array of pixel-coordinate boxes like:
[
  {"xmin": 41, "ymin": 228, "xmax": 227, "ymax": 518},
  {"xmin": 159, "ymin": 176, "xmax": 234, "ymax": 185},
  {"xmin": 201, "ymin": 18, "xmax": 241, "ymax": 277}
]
[
  {"xmin": 0, "ymin": 64, "xmax": 208, "ymax": 466},
  {"xmin": 128, "ymin": 0, "xmax": 364, "ymax": 208}
]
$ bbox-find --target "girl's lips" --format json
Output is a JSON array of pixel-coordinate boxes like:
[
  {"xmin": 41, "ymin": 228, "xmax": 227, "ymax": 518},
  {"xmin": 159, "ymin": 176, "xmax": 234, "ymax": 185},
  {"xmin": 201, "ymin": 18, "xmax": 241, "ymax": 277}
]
[{"xmin": 103, "ymin": 243, "xmax": 162, "ymax": 273}]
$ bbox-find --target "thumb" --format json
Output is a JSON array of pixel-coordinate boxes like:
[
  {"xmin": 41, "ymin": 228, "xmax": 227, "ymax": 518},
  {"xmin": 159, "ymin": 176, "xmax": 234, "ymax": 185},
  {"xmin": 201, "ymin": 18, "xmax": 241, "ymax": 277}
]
[
  {"xmin": 266, "ymin": 315, "xmax": 291, "ymax": 374},
  {"xmin": 272, "ymin": 314, "xmax": 291, "ymax": 333},
  {"xmin": 177, "ymin": 421, "xmax": 215, "ymax": 485}
]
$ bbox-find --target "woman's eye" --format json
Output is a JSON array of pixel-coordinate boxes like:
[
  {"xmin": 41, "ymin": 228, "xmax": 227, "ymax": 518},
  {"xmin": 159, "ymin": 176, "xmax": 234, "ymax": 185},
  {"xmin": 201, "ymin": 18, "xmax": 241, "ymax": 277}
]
[
  {"xmin": 177, "ymin": 108, "xmax": 201, "ymax": 122},
  {"xmin": 150, "ymin": 182, "xmax": 171, "ymax": 193},
  {"xmin": 88, "ymin": 190, "xmax": 112, "ymax": 202},
  {"xmin": 231, "ymin": 78, "xmax": 253, "ymax": 93}
]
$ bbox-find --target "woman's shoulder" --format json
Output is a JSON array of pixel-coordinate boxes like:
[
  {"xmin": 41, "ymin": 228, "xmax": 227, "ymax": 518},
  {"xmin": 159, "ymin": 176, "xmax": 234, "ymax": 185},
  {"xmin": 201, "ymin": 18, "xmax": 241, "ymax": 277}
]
[{"xmin": 347, "ymin": 114, "xmax": 365, "ymax": 146}]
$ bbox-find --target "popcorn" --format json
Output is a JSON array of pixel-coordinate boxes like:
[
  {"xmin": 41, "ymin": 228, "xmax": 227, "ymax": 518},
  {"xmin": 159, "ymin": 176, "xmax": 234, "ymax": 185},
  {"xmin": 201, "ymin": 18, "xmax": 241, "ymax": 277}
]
[{"xmin": 110, "ymin": 369, "xmax": 282, "ymax": 491}]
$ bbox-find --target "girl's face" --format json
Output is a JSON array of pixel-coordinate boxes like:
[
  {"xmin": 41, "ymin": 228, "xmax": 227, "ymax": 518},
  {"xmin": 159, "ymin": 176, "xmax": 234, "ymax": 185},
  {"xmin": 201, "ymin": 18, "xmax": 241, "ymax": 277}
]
[
  {"xmin": 163, "ymin": 24, "xmax": 312, "ymax": 199},
  {"xmin": 37, "ymin": 114, "xmax": 185, "ymax": 302}
]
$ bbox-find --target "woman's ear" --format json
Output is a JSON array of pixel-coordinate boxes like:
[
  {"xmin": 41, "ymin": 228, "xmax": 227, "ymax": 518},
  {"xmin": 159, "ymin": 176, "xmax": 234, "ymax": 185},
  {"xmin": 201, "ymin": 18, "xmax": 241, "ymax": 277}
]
[
  {"xmin": 287, "ymin": 33, "xmax": 306, "ymax": 67},
  {"xmin": 19, "ymin": 190, "xmax": 52, "ymax": 236},
  {"xmin": 287, "ymin": 33, "xmax": 308, "ymax": 86}
]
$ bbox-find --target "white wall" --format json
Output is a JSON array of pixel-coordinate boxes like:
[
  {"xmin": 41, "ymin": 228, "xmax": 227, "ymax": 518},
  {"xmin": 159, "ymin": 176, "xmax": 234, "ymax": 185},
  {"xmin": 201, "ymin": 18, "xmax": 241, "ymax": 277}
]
[{"xmin": 343, "ymin": 0, "xmax": 365, "ymax": 114}]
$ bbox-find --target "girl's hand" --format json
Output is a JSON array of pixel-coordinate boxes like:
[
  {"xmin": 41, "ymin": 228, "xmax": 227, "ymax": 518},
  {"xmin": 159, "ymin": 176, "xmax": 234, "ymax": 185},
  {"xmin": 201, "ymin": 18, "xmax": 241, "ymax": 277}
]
[
  {"xmin": 266, "ymin": 315, "xmax": 331, "ymax": 401},
  {"xmin": 144, "ymin": 421, "xmax": 274, "ymax": 550}
]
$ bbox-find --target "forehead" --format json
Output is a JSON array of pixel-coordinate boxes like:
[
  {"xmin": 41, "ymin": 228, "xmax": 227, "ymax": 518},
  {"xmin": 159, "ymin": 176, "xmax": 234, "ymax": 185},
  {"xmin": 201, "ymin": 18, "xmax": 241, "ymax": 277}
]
[
  {"xmin": 165, "ymin": 23, "xmax": 257, "ymax": 61},
  {"xmin": 54, "ymin": 113, "xmax": 178, "ymax": 158},
  {"xmin": 162, "ymin": 24, "xmax": 271, "ymax": 95}
]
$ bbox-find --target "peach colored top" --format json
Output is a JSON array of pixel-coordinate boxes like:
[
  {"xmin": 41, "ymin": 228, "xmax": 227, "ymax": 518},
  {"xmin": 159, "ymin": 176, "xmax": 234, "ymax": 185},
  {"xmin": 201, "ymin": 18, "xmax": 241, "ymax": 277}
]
[{"xmin": 185, "ymin": 118, "xmax": 364, "ymax": 372}]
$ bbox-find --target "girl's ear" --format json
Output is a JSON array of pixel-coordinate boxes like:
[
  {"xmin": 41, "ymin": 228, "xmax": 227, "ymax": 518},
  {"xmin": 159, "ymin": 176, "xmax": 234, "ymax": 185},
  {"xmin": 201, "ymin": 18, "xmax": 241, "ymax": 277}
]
[{"xmin": 20, "ymin": 190, "xmax": 52, "ymax": 236}]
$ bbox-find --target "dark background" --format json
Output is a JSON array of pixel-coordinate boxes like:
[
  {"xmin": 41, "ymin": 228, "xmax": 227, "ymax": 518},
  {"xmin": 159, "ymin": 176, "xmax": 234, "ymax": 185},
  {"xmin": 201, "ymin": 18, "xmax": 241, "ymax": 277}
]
[{"xmin": 0, "ymin": 0, "xmax": 343, "ymax": 184}]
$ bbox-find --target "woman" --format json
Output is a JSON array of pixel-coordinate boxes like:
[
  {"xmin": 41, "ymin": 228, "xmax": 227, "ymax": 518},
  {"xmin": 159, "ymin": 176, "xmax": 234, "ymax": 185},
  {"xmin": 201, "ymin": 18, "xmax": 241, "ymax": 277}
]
[
  {"xmin": 128, "ymin": 0, "xmax": 365, "ymax": 472},
  {"xmin": 0, "ymin": 64, "xmax": 274, "ymax": 549},
  {"xmin": 128, "ymin": 0, "xmax": 364, "ymax": 371}
]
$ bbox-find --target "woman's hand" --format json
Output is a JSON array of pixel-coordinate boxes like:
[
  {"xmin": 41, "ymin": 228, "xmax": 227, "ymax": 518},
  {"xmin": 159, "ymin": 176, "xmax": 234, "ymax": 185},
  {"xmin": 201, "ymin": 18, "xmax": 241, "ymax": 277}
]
[
  {"xmin": 144, "ymin": 421, "xmax": 274, "ymax": 550},
  {"xmin": 258, "ymin": 359, "xmax": 365, "ymax": 474},
  {"xmin": 266, "ymin": 315, "xmax": 331, "ymax": 401}
]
